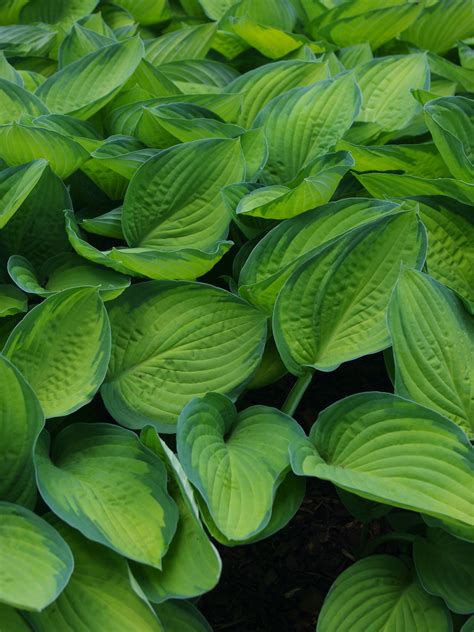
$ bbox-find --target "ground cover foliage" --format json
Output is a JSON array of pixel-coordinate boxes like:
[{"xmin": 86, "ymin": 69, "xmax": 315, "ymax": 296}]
[{"xmin": 0, "ymin": 0, "xmax": 473, "ymax": 630}]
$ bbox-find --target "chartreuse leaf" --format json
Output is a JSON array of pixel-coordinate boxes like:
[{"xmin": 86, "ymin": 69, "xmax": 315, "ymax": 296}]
[
  {"xmin": 338, "ymin": 42, "xmax": 372, "ymax": 69},
  {"xmin": 317, "ymin": 555, "xmax": 451, "ymax": 632},
  {"xmin": 145, "ymin": 23, "xmax": 217, "ymax": 66},
  {"xmin": 107, "ymin": 0, "xmax": 171, "ymax": 25},
  {"xmin": 414, "ymin": 528, "xmax": 474, "ymax": 614},
  {"xmin": 418, "ymin": 202, "xmax": 474, "ymax": 312},
  {"xmin": 0, "ymin": 166, "xmax": 71, "ymax": 268},
  {"xmin": 154, "ymin": 600, "xmax": 212, "ymax": 632},
  {"xmin": 37, "ymin": 37, "xmax": 144, "ymax": 119},
  {"xmin": 424, "ymin": 97, "xmax": 474, "ymax": 183},
  {"xmin": 157, "ymin": 59, "xmax": 238, "ymax": 92},
  {"xmin": 101, "ymin": 281, "xmax": 267, "ymax": 432},
  {"xmin": 402, "ymin": 0, "xmax": 474, "ymax": 54},
  {"xmin": 20, "ymin": 0, "xmax": 99, "ymax": 27},
  {"xmin": 35, "ymin": 424, "xmax": 178, "ymax": 567},
  {"xmin": 198, "ymin": 0, "xmax": 235, "ymax": 20},
  {"xmin": 236, "ymin": 152, "xmax": 354, "ymax": 219},
  {"xmin": 0, "ymin": 123, "xmax": 89, "ymax": 178},
  {"xmin": 177, "ymin": 393, "xmax": 304, "ymax": 541},
  {"xmin": 0, "ymin": 355, "xmax": 42, "ymax": 507},
  {"xmin": 428, "ymin": 52, "xmax": 474, "ymax": 94},
  {"xmin": 357, "ymin": 172, "xmax": 474, "ymax": 206},
  {"xmin": 222, "ymin": 0, "xmax": 297, "ymax": 31},
  {"xmin": 131, "ymin": 428, "xmax": 221, "ymax": 602},
  {"xmin": 291, "ymin": 392, "xmax": 474, "ymax": 527},
  {"xmin": 0, "ymin": 285, "xmax": 26, "ymax": 316},
  {"xmin": 8, "ymin": 254, "xmax": 131, "ymax": 301},
  {"xmin": 0, "ymin": 159, "xmax": 47, "ymax": 228},
  {"xmin": 314, "ymin": 1, "xmax": 422, "ymax": 50},
  {"xmin": 122, "ymin": 138, "xmax": 245, "ymax": 249},
  {"xmin": 238, "ymin": 198, "xmax": 399, "ymax": 314},
  {"xmin": 388, "ymin": 269, "xmax": 474, "ymax": 438},
  {"xmin": 225, "ymin": 59, "xmax": 328, "ymax": 127},
  {"xmin": 336, "ymin": 140, "xmax": 450, "ymax": 179},
  {"xmin": 3, "ymin": 287, "xmax": 111, "ymax": 418},
  {"xmin": 0, "ymin": 78, "xmax": 48, "ymax": 123},
  {"xmin": 29, "ymin": 517, "xmax": 165, "ymax": 632},
  {"xmin": 274, "ymin": 211, "xmax": 426, "ymax": 375},
  {"xmin": 81, "ymin": 207, "xmax": 124, "ymax": 239},
  {"xmin": 355, "ymin": 54, "xmax": 429, "ymax": 133},
  {"xmin": 226, "ymin": 17, "xmax": 304, "ymax": 60},
  {"xmin": 0, "ymin": 503, "xmax": 73, "ymax": 612},
  {"xmin": 253, "ymin": 72, "xmax": 360, "ymax": 184}
]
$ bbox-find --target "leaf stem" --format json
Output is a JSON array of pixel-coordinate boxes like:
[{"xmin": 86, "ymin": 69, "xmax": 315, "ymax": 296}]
[
  {"xmin": 363, "ymin": 531, "xmax": 417, "ymax": 556},
  {"xmin": 281, "ymin": 371, "xmax": 314, "ymax": 417}
]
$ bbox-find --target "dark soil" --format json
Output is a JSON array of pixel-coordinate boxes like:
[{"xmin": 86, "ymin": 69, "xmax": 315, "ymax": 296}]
[{"xmin": 200, "ymin": 352, "xmax": 393, "ymax": 632}]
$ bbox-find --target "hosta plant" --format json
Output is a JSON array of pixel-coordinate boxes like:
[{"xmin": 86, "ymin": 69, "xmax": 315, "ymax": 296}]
[{"xmin": 0, "ymin": 0, "xmax": 473, "ymax": 630}]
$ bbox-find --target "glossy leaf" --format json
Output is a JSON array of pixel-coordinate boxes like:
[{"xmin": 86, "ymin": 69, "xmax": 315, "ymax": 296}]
[
  {"xmin": 0, "ymin": 503, "xmax": 73, "ymax": 612},
  {"xmin": 177, "ymin": 393, "xmax": 304, "ymax": 540},
  {"xmin": 3, "ymin": 287, "xmax": 111, "ymax": 418},
  {"xmin": 290, "ymin": 392, "xmax": 474, "ymax": 527},
  {"xmin": 154, "ymin": 600, "xmax": 211, "ymax": 632},
  {"xmin": 35, "ymin": 424, "xmax": 178, "ymax": 567},
  {"xmin": 0, "ymin": 284, "xmax": 26, "ymax": 316},
  {"xmin": 388, "ymin": 269, "xmax": 474, "ymax": 438},
  {"xmin": 102, "ymin": 281, "xmax": 267, "ymax": 431}
]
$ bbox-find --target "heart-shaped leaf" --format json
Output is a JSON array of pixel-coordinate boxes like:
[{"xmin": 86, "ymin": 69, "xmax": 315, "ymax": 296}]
[
  {"xmin": 317, "ymin": 555, "xmax": 451, "ymax": 631},
  {"xmin": 177, "ymin": 393, "xmax": 304, "ymax": 540},
  {"xmin": 389, "ymin": 269, "xmax": 474, "ymax": 438},
  {"xmin": 290, "ymin": 392, "xmax": 474, "ymax": 527},
  {"xmin": 274, "ymin": 210, "xmax": 426, "ymax": 375},
  {"xmin": 102, "ymin": 281, "xmax": 266, "ymax": 431},
  {"xmin": 3, "ymin": 287, "xmax": 111, "ymax": 418},
  {"xmin": 0, "ymin": 503, "xmax": 73, "ymax": 612},
  {"xmin": 35, "ymin": 424, "xmax": 178, "ymax": 567}
]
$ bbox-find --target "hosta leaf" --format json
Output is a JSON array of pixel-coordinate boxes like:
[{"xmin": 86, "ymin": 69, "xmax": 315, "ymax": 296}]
[
  {"xmin": 0, "ymin": 0, "xmax": 29, "ymax": 25},
  {"xmin": 8, "ymin": 254, "xmax": 131, "ymax": 301},
  {"xmin": 388, "ymin": 269, "xmax": 474, "ymax": 438},
  {"xmin": 110, "ymin": 0, "xmax": 171, "ymax": 25},
  {"xmin": 0, "ymin": 355, "xmax": 43, "ymax": 507},
  {"xmin": 81, "ymin": 206, "xmax": 124, "ymax": 239},
  {"xmin": 198, "ymin": 0, "xmax": 235, "ymax": 20},
  {"xmin": 357, "ymin": 172, "xmax": 474, "ymax": 206},
  {"xmin": 177, "ymin": 393, "xmax": 304, "ymax": 540},
  {"xmin": 37, "ymin": 37, "xmax": 144, "ymax": 119},
  {"xmin": 424, "ymin": 96, "xmax": 474, "ymax": 183},
  {"xmin": 314, "ymin": 1, "xmax": 423, "ymax": 50},
  {"xmin": 274, "ymin": 211, "xmax": 426, "ymax": 375},
  {"xmin": 35, "ymin": 424, "xmax": 178, "ymax": 567},
  {"xmin": 0, "ymin": 503, "xmax": 73, "ymax": 612},
  {"xmin": 154, "ymin": 600, "xmax": 211, "ymax": 632},
  {"xmin": 58, "ymin": 24, "xmax": 115, "ymax": 68},
  {"xmin": 401, "ymin": 0, "xmax": 474, "ymax": 54},
  {"xmin": 355, "ymin": 53, "xmax": 429, "ymax": 132},
  {"xmin": 253, "ymin": 72, "xmax": 360, "ymax": 184},
  {"xmin": 132, "ymin": 428, "xmax": 221, "ymax": 602},
  {"xmin": 227, "ymin": 18, "xmax": 303, "ymax": 60},
  {"xmin": 222, "ymin": 0, "xmax": 297, "ymax": 31},
  {"xmin": 0, "ymin": 165, "xmax": 71, "ymax": 268},
  {"xmin": 0, "ymin": 604, "xmax": 31, "ymax": 631},
  {"xmin": 158, "ymin": 59, "xmax": 238, "ymax": 92},
  {"xmin": 0, "ymin": 285, "xmax": 26, "ymax": 317},
  {"xmin": 239, "ymin": 127, "xmax": 268, "ymax": 181},
  {"xmin": 0, "ymin": 51, "xmax": 23, "ymax": 84},
  {"xmin": 248, "ymin": 337, "xmax": 287, "ymax": 389},
  {"xmin": 0, "ymin": 78, "xmax": 48, "ymax": 124},
  {"xmin": 414, "ymin": 528, "xmax": 474, "ymax": 614},
  {"xmin": 122, "ymin": 137, "xmax": 245, "ymax": 249},
  {"xmin": 428, "ymin": 52, "xmax": 474, "ymax": 94},
  {"xmin": 236, "ymin": 152, "xmax": 354, "ymax": 219},
  {"xmin": 29, "ymin": 517, "xmax": 165, "ymax": 632},
  {"xmin": 225, "ymin": 59, "xmax": 328, "ymax": 127},
  {"xmin": 317, "ymin": 555, "xmax": 451, "ymax": 632},
  {"xmin": 101, "ymin": 281, "xmax": 267, "ymax": 431},
  {"xmin": 337, "ymin": 140, "xmax": 450, "ymax": 179},
  {"xmin": 0, "ymin": 24, "xmax": 57, "ymax": 57},
  {"xmin": 338, "ymin": 42, "xmax": 372, "ymax": 69},
  {"xmin": 126, "ymin": 59, "xmax": 181, "ymax": 98},
  {"xmin": 0, "ymin": 159, "xmax": 47, "ymax": 228},
  {"xmin": 419, "ymin": 202, "xmax": 474, "ymax": 312},
  {"xmin": 3, "ymin": 287, "xmax": 111, "ymax": 418},
  {"xmin": 107, "ymin": 242, "xmax": 233, "ymax": 281},
  {"xmin": 0, "ymin": 123, "xmax": 89, "ymax": 178},
  {"xmin": 144, "ymin": 23, "xmax": 217, "ymax": 66},
  {"xmin": 20, "ymin": 0, "xmax": 99, "ymax": 27},
  {"xmin": 291, "ymin": 392, "xmax": 474, "ymax": 527},
  {"xmin": 239, "ymin": 197, "xmax": 399, "ymax": 314}
]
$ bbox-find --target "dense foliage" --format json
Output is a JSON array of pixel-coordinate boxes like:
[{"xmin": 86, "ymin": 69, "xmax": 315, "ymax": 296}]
[{"xmin": 0, "ymin": 0, "xmax": 473, "ymax": 630}]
